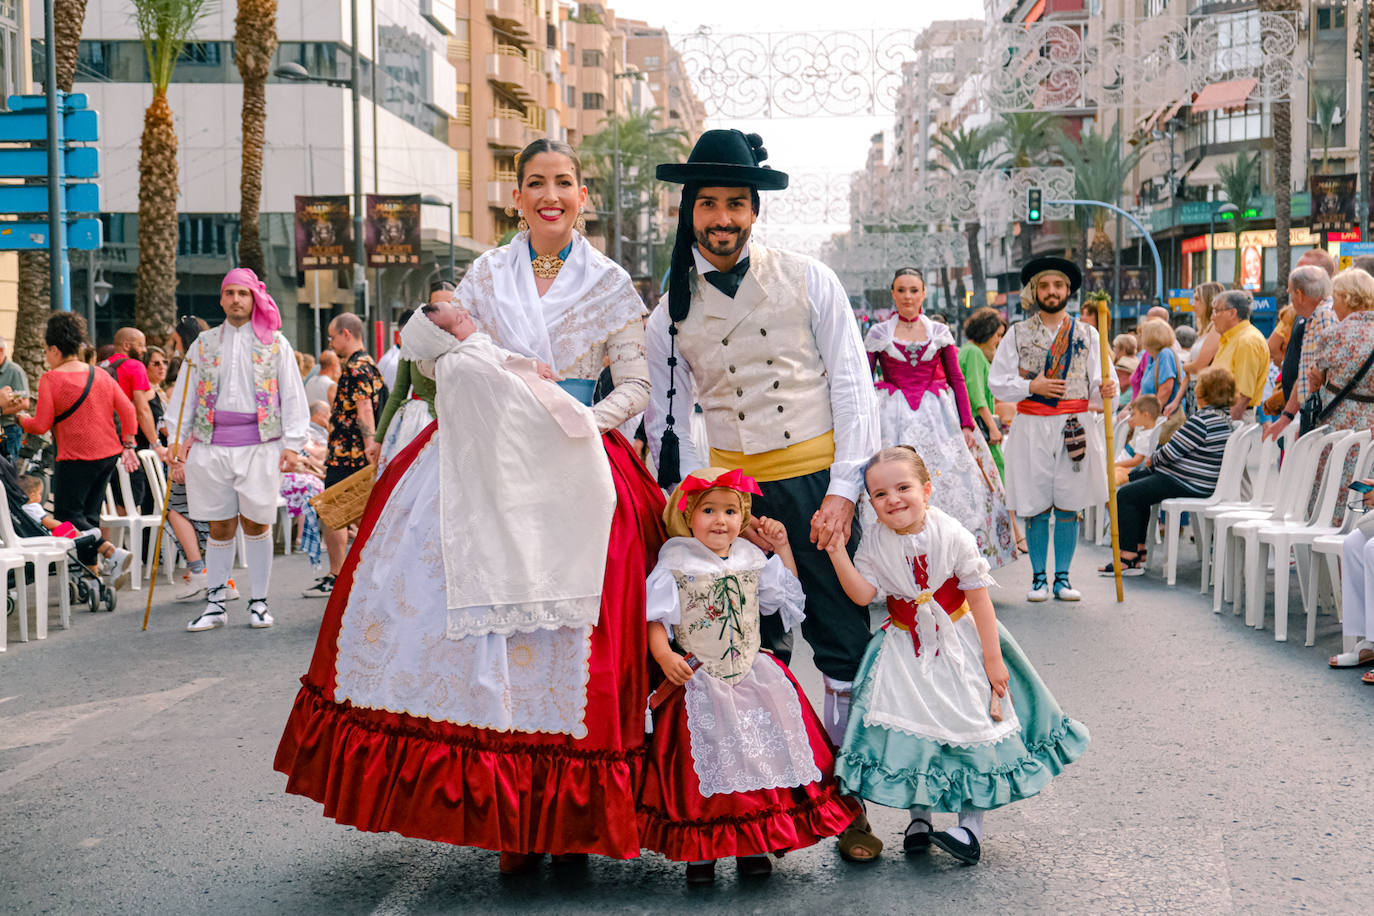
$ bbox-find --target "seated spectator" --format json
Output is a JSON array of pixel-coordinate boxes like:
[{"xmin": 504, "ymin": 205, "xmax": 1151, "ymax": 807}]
[
  {"xmin": 18, "ymin": 473, "xmax": 128, "ymax": 574},
  {"xmin": 1333, "ymin": 481, "xmax": 1374, "ymax": 679},
  {"xmin": 1138, "ymin": 317, "xmax": 1185, "ymax": 443},
  {"xmin": 1114, "ymin": 394, "xmax": 1161, "ymax": 486},
  {"xmin": 1100, "ymin": 366, "xmax": 1237, "ymax": 577}
]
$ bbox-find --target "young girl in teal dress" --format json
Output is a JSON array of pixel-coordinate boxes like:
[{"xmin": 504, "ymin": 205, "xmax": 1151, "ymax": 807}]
[{"xmin": 824, "ymin": 446, "xmax": 1089, "ymax": 865}]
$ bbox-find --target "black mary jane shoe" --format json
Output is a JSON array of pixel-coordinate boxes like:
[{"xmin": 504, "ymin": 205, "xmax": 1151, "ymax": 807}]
[
  {"xmin": 928, "ymin": 829, "xmax": 981, "ymax": 865},
  {"xmin": 902, "ymin": 818, "xmax": 933, "ymax": 854},
  {"xmin": 685, "ymin": 861, "xmax": 717, "ymax": 886},
  {"xmin": 550, "ymin": 853, "xmax": 588, "ymax": 868},
  {"xmin": 736, "ymin": 855, "xmax": 773, "ymax": 879}
]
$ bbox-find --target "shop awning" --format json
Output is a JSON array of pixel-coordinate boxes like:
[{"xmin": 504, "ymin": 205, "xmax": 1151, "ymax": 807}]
[{"xmin": 1191, "ymin": 78, "xmax": 1258, "ymax": 113}]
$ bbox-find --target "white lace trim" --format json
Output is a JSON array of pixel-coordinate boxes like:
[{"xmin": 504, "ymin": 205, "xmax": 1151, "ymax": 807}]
[
  {"xmin": 683, "ymin": 659, "xmax": 822, "ymax": 797},
  {"xmin": 446, "ymin": 595, "xmax": 602, "ymax": 640},
  {"xmin": 861, "ymin": 709, "xmax": 1020, "ymax": 749}
]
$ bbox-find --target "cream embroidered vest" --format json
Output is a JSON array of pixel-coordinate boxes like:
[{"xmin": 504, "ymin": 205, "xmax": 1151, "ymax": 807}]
[
  {"xmin": 190, "ymin": 326, "xmax": 286, "ymax": 443},
  {"xmin": 673, "ymin": 568, "xmax": 762, "ymax": 682},
  {"xmin": 672, "ymin": 245, "xmax": 833, "ymax": 454},
  {"xmin": 1011, "ymin": 316, "xmax": 1094, "ymax": 401}
]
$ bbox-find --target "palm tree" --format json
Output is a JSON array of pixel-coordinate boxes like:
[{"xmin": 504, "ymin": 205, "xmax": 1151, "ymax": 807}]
[
  {"xmin": 234, "ymin": 0, "xmax": 278, "ymax": 276},
  {"xmin": 1311, "ymin": 85, "xmax": 1342, "ymax": 174},
  {"xmin": 15, "ymin": 0, "xmax": 90, "ymax": 380},
  {"xmin": 929, "ymin": 123, "xmax": 1006, "ymax": 307},
  {"xmin": 580, "ymin": 109, "xmax": 689, "ymax": 271},
  {"xmin": 133, "ymin": 0, "xmax": 211, "ymax": 336},
  {"xmin": 1052, "ymin": 120, "xmax": 1145, "ymax": 271},
  {"xmin": 1217, "ymin": 150, "xmax": 1262, "ymax": 286},
  {"xmin": 999, "ymin": 112, "xmax": 1064, "ymax": 263}
]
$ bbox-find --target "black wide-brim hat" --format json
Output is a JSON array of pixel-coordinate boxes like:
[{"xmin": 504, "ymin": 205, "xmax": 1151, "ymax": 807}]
[
  {"xmin": 656, "ymin": 129, "xmax": 789, "ymax": 190},
  {"xmin": 1020, "ymin": 256, "xmax": 1082, "ymax": 295}
]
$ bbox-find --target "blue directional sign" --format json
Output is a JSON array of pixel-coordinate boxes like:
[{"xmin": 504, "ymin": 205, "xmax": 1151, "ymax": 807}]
[
  {"xmin": 0, "ymin": 219, "xmax": 102, "ymax": 251},
  {"xmin": 0, "ymin": 90, "xmax": 102, "ymax": 310}
]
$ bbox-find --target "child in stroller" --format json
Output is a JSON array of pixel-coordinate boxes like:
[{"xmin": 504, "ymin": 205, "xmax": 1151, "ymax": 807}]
[{"xmin": 4, "ymin": 465, "xmax": 120, "ymax": 613}]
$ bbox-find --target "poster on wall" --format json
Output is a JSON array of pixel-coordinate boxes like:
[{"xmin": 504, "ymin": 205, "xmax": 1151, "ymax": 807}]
[
  {"xmin": 1119, "ymin": 267, "xmax": 1151, "ymax": 303},
  {"xmin": 294, "ymin": 195, "xmax": 352, "ymax": 270},
  {"xmin": 1310, "ymin": 174, "xmax": 1357, "ymax": 234},
  {"xmin": 1240, "ymin": 244, "xmax": 1262, "ymax": 291},
  {"xmin": 365, "ymin": 194, "xmax": 422, "ymax": 267}
]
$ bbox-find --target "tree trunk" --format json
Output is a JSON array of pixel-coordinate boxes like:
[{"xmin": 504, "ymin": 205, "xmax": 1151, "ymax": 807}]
[
  {"xmin": 1089, "ymin": 224, "xmax": 1116, "ymax": 269},
  {"xmin": 1018, "ymin": 221, "xmax": 1033, "ymax": 265},
  {"xmin": 136, "ymin": 91, "xmax": 179, "ymax": 336},
  {"xmin": 235, "ymin": 0, "xmax": 278, "ymax": 276},
  {"xmin": 939, "ymin": 266, "xmax": 953, "ymax": 316},
  {"xmin": 1273, "ymin": 105, "xmax": 1292, "ymax": 308},
  {"xmin": 965, "ymin": 221, "xmax": 986, "ymax": 307},
  {"xmin": 15, "ymin": 0, "xmax": 89, "ymax": 380}
]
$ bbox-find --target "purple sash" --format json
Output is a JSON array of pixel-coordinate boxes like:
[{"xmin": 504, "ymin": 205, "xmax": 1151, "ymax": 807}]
[{"xmin": 210, "ymin": 410, "xmax": 269, "ymax": 446}]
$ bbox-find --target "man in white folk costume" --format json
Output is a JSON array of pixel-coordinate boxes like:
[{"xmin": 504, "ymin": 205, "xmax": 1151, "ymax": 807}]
[
  {"xmin": 988, "ymin": 257, "xmax": 1116, "ymax": 602},
  {"xmin": 645, "ymin": 128, "xmax": 884, "ymax": 858},
  {"xmin": 169, "ymin": 268, "xmax": 310, "ymax": 632}
]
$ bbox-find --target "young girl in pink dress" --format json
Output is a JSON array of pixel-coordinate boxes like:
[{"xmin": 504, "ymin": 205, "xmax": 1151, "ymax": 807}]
[{"xmin": 639, "ymin": 467, "xmax": 861, "ymax": 885}]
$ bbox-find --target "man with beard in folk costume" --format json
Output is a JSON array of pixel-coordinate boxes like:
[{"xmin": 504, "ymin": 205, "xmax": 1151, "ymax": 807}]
[
  {"xmin": 644, "ymin": 129, "xmax": 884, "ymax": 861},
  {"xmin": 988, "ymin": 257, "xmax": 1117, "ymax": 603}
]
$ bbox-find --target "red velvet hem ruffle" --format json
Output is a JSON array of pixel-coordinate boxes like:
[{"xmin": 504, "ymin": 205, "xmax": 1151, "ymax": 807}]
[
  {"xmin": 275, "ymin": 682, "xmax": 645, "ymax": 858},
  {"xmin": 636, "ymin": 786, "xmax": 860, "ymax": 862}
]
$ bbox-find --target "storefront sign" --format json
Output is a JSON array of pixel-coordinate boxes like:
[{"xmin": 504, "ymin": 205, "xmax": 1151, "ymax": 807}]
[
  {"xmin": 364, "ymin": 193, "xmax": 422, "ymax": 267},
  {"xmin": 1181, "ymin": 235, "xmax": 1208, "ymax": 254},
  {"xmin": 294, "ymin": 195, "xmax": 352, "ymax": 270},
  {"xmin": 1209, "ymin": 227, "xmax": 1316, "ymax": 250}
]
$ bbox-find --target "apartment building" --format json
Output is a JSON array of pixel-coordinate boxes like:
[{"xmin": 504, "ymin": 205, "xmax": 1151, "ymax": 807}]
[
  {"xmin": 64, "ymin": 0, "xmax": 464, "ymax": 348},
  {"xmin": 0, "ymin": 0, "xmax": 29, "ymax": 344}
]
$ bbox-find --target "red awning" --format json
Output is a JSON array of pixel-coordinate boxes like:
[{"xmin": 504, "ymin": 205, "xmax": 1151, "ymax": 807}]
[
  {"xmin": 1023, "ymin": 0, "xmax": 1046, "ymax": 23},
  {"xmin": 1191, "ymin": 78, "xmax": 1259, "ymax": 113}
]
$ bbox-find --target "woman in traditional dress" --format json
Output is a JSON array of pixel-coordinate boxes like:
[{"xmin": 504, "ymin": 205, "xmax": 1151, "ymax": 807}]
[
  {"xmin": 274, "ymin": 139, "xmax": 666, "ymax": 873},
  {"xmin": 865, "ymin": 268, "xmax": 1016, "ymax": 568}
]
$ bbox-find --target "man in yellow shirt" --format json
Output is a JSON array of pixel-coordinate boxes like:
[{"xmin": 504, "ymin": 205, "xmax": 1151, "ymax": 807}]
[{"xmin": 1211, "ymin": 290, "xmax": 1269, "ymax": 422}]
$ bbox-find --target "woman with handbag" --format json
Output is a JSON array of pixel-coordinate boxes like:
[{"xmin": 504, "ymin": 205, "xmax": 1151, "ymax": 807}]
[
  {"xmin": 8, "ymin": 312, "xmax": 137, "ymax": 583},
  {"xmin": 1306, "ymin": 269, "xmax": 1374, "ymax": 436},
  {"xmin": 1099, "ymin": 367, "xmax": 1236, "ymax": 577}
]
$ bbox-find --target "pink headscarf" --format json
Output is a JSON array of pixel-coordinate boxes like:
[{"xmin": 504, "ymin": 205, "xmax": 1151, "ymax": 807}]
[{"xmin": 221, "ymin": 267, "xmax": 281, "ymax": 345}]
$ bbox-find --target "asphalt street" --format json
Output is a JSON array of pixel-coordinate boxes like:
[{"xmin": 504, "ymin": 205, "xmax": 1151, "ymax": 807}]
[{"xmin": 3, "ymin": 540, "xmax": 1373, "ymax": 915}]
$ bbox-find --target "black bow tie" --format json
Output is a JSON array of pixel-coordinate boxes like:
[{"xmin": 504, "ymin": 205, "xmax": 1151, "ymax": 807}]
[{"xmin": 703, "ymin": 258, "xmax": 750, "ymax": 298}]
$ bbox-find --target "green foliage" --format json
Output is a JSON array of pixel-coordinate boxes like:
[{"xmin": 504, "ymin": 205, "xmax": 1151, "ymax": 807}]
[
  {"xmin": 580, "ymin": 109, "xmax": 689, "ymax": 260},
  {"xmin": 1216, "ymin": 150, "xmax": 1261, "ymax": 215},
  {"xmin": 1312, "ymin": 84, "xmax": 1342, "ymax": 172},
  {"xmin": 929, "ymin": 123, "xmax": 1007, "ymax": 174},
  {"xmin": 1052, "ymin": 120, "xmax": 1146, "ymax": 233},
  {"xmin": 133, "ymin": 0, "xmax": 212, "ymax": 91},
  {"xmin": 997, "ymin": 112, "xmax": 1065, "ymax": 168}
]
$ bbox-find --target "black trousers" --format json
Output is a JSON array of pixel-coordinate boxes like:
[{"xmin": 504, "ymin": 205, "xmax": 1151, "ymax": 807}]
[
  {"xmin": 754, "ymin": 469, "xmax": 872, "ymax": 683},
  {"xmin": 1116, "ymin": 472, "xmax": 1200, "ymax": 552},
  {"xmin": 53, "ymin": 456, "xmax": 118, "ymax": 532}
]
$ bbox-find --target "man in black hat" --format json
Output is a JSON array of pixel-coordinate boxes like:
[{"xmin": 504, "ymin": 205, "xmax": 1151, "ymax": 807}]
[
  {"xmin": 988, "ymin": 257, "xmax": 1116, "ymax": 602},
  {"xmin": 645, "ymin": 129, "xmax": 881, "ymax": 760}
]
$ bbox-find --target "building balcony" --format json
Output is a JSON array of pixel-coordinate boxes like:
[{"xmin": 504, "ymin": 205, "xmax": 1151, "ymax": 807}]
[
  {"xmin": 488, "ymin": 172, "xmax": 518, "ymax": 206},
  {"xmin": 577, "ymin": 65, "xmax": 610, "ymax": 98},
  {"xmin": 486, "ymin": 0, "xmax": 536, "ymax": 37},
  {"xmin": 489, "ymin": 110, "xmax": 532, "ymax": 148},
  {"xmin": 487, "ymin": 48, "xmax": 538, "ymax": 102}
]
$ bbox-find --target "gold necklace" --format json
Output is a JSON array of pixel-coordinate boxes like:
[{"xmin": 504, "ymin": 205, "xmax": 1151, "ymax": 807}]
[{"xmin": 530, "ymin": 250, "xmax": 564, "ymax": 279}]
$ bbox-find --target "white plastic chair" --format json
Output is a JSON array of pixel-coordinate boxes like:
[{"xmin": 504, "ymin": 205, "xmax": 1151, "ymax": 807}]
[
  {"xmin": 1209, "ymin": 424, "xmax": 1320, "ymax": 614},
  {"xmin": 1243, "ymin": 430, "xmax": 1366, "ymax": 639},
  {"xmin": 1303, "ymin": 443, "xmax": 1374, "ymax": 646},
  {"xmin": 0, "ymin": 497, "xmax": 70, "ymax": 636},
  {"xmin": 1160, "ymin": 422, "xmax": 1253, "ymax": 587},
  {"xmin": 0, "ymin": 547, "xmax": 30, "ymax": 650},
  {"xmin": 110, "ymin": 461, "xmax": 162, "ymax": 591}
]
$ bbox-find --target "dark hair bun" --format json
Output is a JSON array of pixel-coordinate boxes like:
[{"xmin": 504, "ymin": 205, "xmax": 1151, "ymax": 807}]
[{"xmin": 744, "ymin": 132, "xmax": 767, "ymax": 164}]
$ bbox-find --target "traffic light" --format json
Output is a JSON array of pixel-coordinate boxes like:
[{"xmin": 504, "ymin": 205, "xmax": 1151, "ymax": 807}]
[{"xmin": 1026, "ymin": 188, "xmax": 1043, "ymax": 224}]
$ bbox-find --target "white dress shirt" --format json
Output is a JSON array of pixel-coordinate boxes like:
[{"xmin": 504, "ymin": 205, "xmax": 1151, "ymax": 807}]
[
  {"xmin": 167, "ymin": 321, "xmax": 311, "ymax": 452},
  {"xmin": 645, "ymin": 243, "xmax": 879, "ymax": 503}
]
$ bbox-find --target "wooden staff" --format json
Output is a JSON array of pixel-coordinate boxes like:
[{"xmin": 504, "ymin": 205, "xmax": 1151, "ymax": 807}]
[
  {"xmin": 142, "ymin": 371, "xmax": 194, "ymax": 631},
  {"xmin": 1097, "ymin": 299, "xmax": 1124, "ymax": 602}
]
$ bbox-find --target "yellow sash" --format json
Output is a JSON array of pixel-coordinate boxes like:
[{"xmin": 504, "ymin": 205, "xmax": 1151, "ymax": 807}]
[{"xmin": 710, "ymin": 430, "xmax": 835, "ymax": 483}]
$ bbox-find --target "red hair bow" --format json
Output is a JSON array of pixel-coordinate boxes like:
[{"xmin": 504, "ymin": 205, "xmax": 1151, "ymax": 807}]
[{"xmin": 676, "ymin": 468, "xmax": 763, "ymax": 511}]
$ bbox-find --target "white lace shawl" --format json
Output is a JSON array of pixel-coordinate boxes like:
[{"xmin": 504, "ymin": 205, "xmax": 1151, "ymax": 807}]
[{"xmin": 863, "ymin": 314, "xmax": 955, "ymax": 362}]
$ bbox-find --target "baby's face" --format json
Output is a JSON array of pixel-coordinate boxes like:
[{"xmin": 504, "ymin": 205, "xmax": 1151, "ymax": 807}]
[{"xmin": 424, "ymin": 296, "xmax": 477, "ymax": 340}]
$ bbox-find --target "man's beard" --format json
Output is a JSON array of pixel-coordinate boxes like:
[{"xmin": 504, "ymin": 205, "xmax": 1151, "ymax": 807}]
[
  {"xmin": 695, "ymin": 224, "xmax": 749, "ymax": 259},
  {"xmin": 1037, "ymin": 297, "xmax": 1068, "ymax": 314}
]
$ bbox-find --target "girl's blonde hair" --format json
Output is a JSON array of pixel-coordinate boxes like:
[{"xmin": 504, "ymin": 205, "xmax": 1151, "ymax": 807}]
[
  {"xmin": 862, "ymin": 446, "xmax": 931, "ymax": 494},
  {"xmin": 662, "ymin": 468, "xmax": 754, "ymax": 539}
]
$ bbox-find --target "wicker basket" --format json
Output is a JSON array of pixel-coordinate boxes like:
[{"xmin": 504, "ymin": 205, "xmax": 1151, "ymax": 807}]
[{"xmin": 309, "ymin": 464, "xmax": 376, "ymax": 529}]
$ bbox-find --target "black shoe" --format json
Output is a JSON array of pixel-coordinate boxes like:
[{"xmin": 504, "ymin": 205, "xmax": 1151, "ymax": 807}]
[
  {"xmin": 685, "ymin": 861, "xmax": 716, "ymax": 885},
  {"xmin": 735, "ymin": 855, "xmax": 772, "ymax": 878},
  {"xmin": 929, "ymin": 829, "xmax": 981, "ymax": 865},
  {"xmin": 902, "ymin": 818, "xmax": 932, "ymax": 854}
]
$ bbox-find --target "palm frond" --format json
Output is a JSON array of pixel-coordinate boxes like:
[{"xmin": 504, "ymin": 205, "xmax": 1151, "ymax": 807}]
[{"xmin": 133, "ymin": 0, "xmax": 213, "ymax": 91}]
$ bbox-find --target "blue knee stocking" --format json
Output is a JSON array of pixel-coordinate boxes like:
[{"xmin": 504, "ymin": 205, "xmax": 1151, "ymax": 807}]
[
  {"xmin": 1053, "ymin": 509, "xmax": 1078, "ymax": 577},
  {"xmin": 1025, "ymin": 512, "xmax": 1051, "ymax": 578}
]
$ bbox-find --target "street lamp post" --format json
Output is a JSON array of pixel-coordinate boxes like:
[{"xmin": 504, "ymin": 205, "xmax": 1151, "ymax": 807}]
[
  {"xmin": 276, "ymin": 24, "xmax": 366, "ymax": 325},
  {"xmin": 420, "ymin": 194, "xmax": 455, "ymax": 283},
  {"xmin": 610, "ymin": 70, "xmax": 646, "ymax": 268}
]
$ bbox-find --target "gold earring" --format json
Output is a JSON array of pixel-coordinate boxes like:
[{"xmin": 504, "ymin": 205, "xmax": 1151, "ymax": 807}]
[
  {"xmin": 504, "ymin": 205, "xmax": 516, "ymax": 218},
  {"xmin": 575, "ymin": 210, "xmax": 587, "ymax": 234},
  {"xmin": 517, "ymin": 215, "xmax": 530, "ymax": 233}
]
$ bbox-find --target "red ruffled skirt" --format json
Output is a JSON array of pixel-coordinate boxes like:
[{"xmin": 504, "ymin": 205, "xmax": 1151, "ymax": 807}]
[
  {"xmin": 273, "ymin": 423, "xmax": 666, "ymax": 859},
  {"xmin": 637, "ymin": 654, "xmax": 862, "ymax": 862}
]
